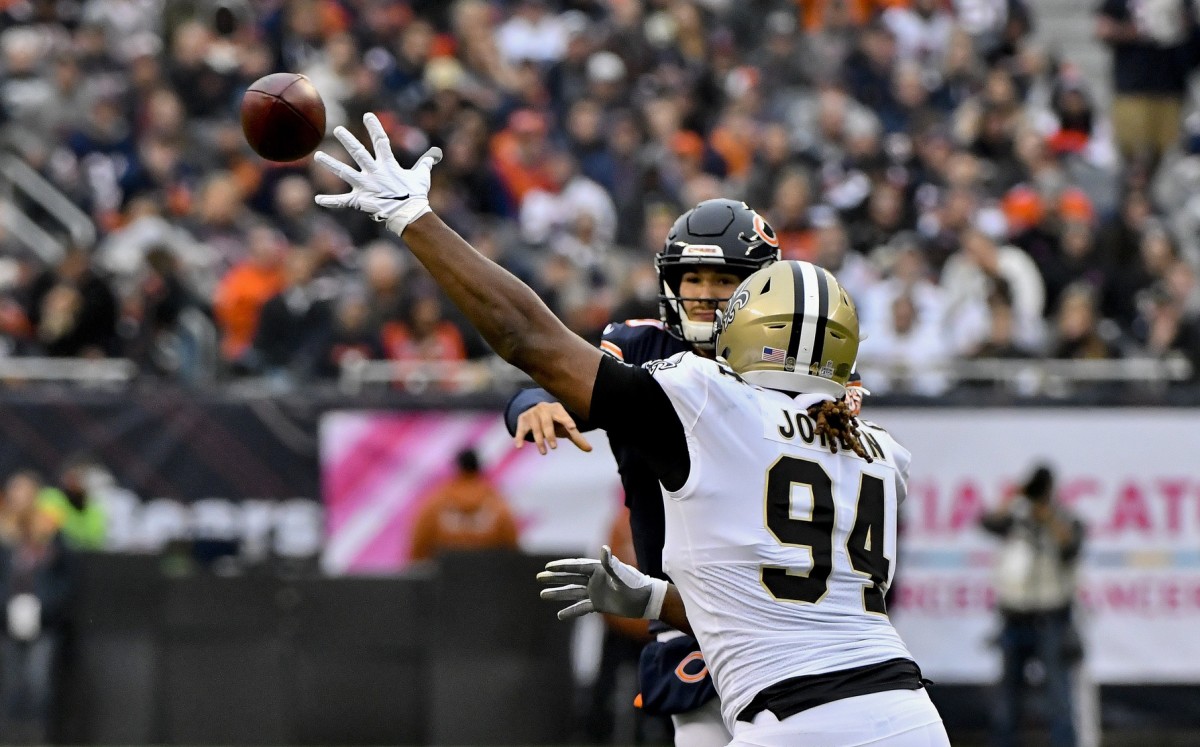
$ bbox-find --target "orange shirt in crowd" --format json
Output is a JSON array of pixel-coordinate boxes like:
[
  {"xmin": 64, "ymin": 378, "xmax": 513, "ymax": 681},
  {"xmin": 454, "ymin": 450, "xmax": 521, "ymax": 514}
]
[
  {"xmin": 489, "ymin": 131, "xmax": 556, "ymax": 206},
  {"xmin": 410, "ymin": 473, "xmax": 520, "ymax": 561},
  {"xmin": 798, "ymin": 0, "xmax": 908, "ymax": 31},
  {"xmin": 212, "ymin": 262, "xmax": 286, "ymax": 361},
  {"xmin": 382, "ymin": 321, "xmax": 467, "ymax": 362},
  {"xmin": 776, "ymin": 228, "xmax": 819, "ymax": 262}
]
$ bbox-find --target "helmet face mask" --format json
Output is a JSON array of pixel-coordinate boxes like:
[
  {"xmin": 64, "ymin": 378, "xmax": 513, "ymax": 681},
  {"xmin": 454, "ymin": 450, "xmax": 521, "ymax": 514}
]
[
  {"xmin": 715, "ymin": 261, "xmax": 860, "ymax": 397},
  {"xmin": 657, "ymin": 199, "xmax": 780, "ymax": 348}
]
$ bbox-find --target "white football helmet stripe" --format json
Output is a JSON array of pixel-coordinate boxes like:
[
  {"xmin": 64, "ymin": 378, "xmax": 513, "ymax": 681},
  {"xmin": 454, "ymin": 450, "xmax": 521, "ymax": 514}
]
[{"xmin": 793, "ymin": 261, "xmax": 821, "ymax": 370}]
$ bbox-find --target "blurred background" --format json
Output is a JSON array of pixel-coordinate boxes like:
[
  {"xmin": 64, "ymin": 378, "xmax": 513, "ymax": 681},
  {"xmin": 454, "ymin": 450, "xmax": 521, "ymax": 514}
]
[{"xmin": 0, "ymin": 0, "xmax": 1197, "ymax": 745}]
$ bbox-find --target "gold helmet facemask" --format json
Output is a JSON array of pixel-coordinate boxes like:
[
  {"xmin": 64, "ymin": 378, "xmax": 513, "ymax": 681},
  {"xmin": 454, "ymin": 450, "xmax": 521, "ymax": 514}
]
[{"xmin": 714, "ymin": 261, "xmax": 860, "ymax": 397}]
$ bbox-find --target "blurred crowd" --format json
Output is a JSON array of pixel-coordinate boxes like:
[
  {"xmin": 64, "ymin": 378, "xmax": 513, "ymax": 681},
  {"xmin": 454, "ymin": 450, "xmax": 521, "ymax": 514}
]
[{"xmin": 0, "ymin": 0, "xmax": 1198, "ymax": 392}]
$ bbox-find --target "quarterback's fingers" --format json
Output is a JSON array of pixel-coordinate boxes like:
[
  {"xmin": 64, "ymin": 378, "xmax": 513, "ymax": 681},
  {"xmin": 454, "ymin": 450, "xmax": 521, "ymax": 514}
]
[
  {"xmin": 333, "ymin": 125, "xmax": 376, "ymax": 171},
  {"xmin": 535, "ymin": 571, "xmax": 592, "ymax": 587},
  {"xmin": 556, "ymin": 413, "xmax": 592, "ymax": 452},
  {"xmin": 537, "ymin": 406, "xmax": 559, "ymax": 452},
  {"xmin": 314, "ymin": 151, "xmax": 363, "ymax": 188},
  {"xmin": 557, "ymin": 599, "xmax": 595, "ymax": 620},
  {"xmin": 539, "ymin": 585, "xmax": 589, "ymax": 603},
  {"xmin": 415, "ymin": 146, "xmax": 443, "ymax": 171},
  {"xmin": 512, "ymin": 412, "xmax": 537, "ymax": 450},
  {"xmin": 362, "ymin": 112, "xmax": 398, "ymax": 165}
]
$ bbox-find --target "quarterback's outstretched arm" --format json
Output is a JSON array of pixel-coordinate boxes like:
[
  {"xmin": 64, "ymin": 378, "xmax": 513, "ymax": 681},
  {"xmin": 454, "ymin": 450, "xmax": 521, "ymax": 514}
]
[{"xmin": 313, "ymin": 114, "xmax": 602, "ymax": 418}]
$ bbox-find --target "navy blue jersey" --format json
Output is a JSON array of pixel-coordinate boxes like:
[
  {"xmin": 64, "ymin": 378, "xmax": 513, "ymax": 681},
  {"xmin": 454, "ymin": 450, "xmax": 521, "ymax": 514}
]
[{"xmin": 504, "ymin": 319, "xmax": 691, "ymax": 580}]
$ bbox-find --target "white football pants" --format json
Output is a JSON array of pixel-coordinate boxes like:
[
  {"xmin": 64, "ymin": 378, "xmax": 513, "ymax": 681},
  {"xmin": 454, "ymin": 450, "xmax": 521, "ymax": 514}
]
[
  {"xmin": 672, "ymin": 696, "xmax": 731, "ymax": 747},
  {"xmin": 727, "ymin": 689, "xmax": 950, "ymax": 747}
]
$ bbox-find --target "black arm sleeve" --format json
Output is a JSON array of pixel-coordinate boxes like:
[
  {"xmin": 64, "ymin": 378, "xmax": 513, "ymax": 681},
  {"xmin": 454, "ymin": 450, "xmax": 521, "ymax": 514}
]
[
  {"xmin": 588, "ymin": 355, "xmax": 690, "ymax": 491},
  {"xmin": 504, "ymin": 387, "xmax": 597, "ymax": 438}
]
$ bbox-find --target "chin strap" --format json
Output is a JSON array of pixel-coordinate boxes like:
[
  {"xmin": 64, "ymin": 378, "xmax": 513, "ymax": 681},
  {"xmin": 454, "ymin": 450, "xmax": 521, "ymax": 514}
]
[{"xmin": 681, "ymin": 318, "xmax": 717, "ymax": 348}]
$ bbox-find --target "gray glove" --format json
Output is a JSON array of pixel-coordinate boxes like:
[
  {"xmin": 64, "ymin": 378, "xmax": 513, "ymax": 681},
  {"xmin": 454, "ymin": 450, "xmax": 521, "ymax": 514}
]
[{"xmin": 537, "ymin": 545, "xmax": 668, "ymax": 621}]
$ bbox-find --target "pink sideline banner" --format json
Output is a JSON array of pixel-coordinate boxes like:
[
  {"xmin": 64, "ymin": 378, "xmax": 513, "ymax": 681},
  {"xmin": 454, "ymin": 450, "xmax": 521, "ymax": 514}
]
[
  {"xmin": 319, "ymin": 408, "xmax": 1200, "ymax": 684},
  {"xmin": 883, "ymin": 408, "xmax": 1200, "ymax": 684},
  {"xmin": 319, "ymin": 410, "xmax": 624, "ymax": 574}
]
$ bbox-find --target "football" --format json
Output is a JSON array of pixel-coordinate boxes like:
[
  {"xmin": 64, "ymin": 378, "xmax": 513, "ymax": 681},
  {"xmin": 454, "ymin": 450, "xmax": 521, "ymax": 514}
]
[{"xmin": 240, "ymin": 72, "xmax": 326, "ymax": 162}]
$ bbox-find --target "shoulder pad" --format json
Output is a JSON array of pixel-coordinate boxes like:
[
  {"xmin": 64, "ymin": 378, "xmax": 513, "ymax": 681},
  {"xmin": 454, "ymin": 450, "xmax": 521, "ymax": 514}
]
[{"xmin": 601, "ymin": 320, "xmax": 674, "ymax": 363}]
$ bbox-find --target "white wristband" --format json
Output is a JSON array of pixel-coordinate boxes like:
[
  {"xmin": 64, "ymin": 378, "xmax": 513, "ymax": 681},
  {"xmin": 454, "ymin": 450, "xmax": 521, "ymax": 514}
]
[
  {"xmin": 383, "ymin": 201, "xmax": 432, "ymax": 236},
  {"xmin": 644, "ymin": 578, "xmax": 669, "ymax": 620}
]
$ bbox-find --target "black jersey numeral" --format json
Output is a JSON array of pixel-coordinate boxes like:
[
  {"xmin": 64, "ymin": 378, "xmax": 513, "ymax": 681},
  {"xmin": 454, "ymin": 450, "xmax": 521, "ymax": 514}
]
[{"xmin": 761, "ymin": 457, "xmax": 891, "ymax": 614}]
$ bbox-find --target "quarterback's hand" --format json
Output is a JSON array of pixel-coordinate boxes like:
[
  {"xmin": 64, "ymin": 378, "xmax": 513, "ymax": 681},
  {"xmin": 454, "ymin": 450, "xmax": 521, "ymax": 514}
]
[
  {"xmin": 537, "ymin": 545, "xmax": 667, "ymax": 621},
  {"xmin": 514, "ymin": 402, "xmax": 592, "ymax": 455},
  {"xmin": 313, "ymin": 112, "xmax": 441, "ymax": 235}
]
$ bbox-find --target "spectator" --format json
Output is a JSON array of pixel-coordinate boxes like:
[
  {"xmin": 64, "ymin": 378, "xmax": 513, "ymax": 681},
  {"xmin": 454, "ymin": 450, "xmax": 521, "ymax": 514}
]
[
  {"xmin": 519, "ymin": 147, "xmax": 617, "ymax": 250},
  {"xmin": 246, "ymin": 248, "xmax": 332, "ymax": 380},
  {"xmin": 1097, "ymin": 188, "xmax": 1153, "ymax": 269},
  {"xmin": 980, "ymin": 464, "xmax": 1086, "ymax": 747},
  {"xmin": 811, "ymin": 209, "xmax": 878, "ymax": 303},
  {"xmin": 860, "ymin": 233, "xmax": 947, "ymax": 341},
  {"xmin": 1096, "ymin": 0, "xmax": 1199, "ymax": 174},
  {"xmin": 883, "ymin": 0, "xmax": 955, "ymax": 72},
  {"xmin": 313, "ymin": 288, "xmax": 387, "ymax": 380},
  {"xmin": 1106, "ymin": 223, "xmax": 1179, "ymax": 327},
  {"xmin": 165, "ymin": 20, "xmax": 237, "ymax": 122},
  {"xmin": 495, "ymin": 0, "xmax": 568, "ymax": 66},
  {"xmin": 969, "ymin": 287, "xmax": 1038, "ymax": 359},
  {"xmin": 212, "ymin": 226, "xmax": 289, "ymax": 364},
  {"xmin": 1131, "ymin": 278, "xmax": 1200, "ymax": 372},
  {"xmin": 1036, "ymin": 199, "xmax": 1111, "ymax": 316},
  {"xmin": 409, "ymin": 448, "xmax": 519, "ymax": 562},
  {"xmin": 857, "ymin": 292, "xmax": 952, "ymax": 396},
  {"xmin": 384, "ymin": 293, "xmax": 467, "ymax": 367},
  {"xmin": 361, "ymin": 240, "xmax": 408, "ymax": 325},
  {"xmin": 955, "ymin": 0, "xmax": 1034, "ymax": 63},
  {"xmin": 37, "ymin": 460, "xmax": 106, "ymax": 551},
  {"xmin": 766, "ymin": 167, "xmax": 818, "ymax": 261},
  {"xmin": 0, "ymin": 470, "xmax": 75, "ymax": 745},
  {"xmin": 26, "ymin": 248, "xmax": 119, "ymax": 359},
  {"xmin": 942, "ymin": 226, "xmax": 1046, "ymax": 352},
  {"xmin": 1050, "ymin": 283, "xmax": 1119, "ymax": 360},
  {"xmin": 123, "ymin": 246, "xmax": 206, "ymax": 378},
  {"xmin": 490, "ymin": 108, "xmax": 555, "ymax": 207}
]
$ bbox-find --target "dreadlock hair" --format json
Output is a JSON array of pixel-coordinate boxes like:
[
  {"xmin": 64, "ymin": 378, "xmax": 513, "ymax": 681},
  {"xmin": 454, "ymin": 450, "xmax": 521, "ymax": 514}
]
[{"xmin": 808, "ymin": 398, "xmax": 874, "ymax": 463}]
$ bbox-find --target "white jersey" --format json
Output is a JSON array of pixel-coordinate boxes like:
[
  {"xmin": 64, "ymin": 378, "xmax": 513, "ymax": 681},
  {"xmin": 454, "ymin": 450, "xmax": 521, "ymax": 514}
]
[{"xmin": 647, "ymin": 352, "xmax": 915, "ymax": 730}]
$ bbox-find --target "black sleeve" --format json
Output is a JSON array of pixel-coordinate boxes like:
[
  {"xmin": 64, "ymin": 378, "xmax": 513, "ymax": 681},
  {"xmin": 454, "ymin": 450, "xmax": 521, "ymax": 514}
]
[
  {"xmin": 589, "ymin": 355, "xmax": 690, "ymax": 491},
  {"xmin": 503, "ymin": 387, "xmax": 596, "ymax": 438}
]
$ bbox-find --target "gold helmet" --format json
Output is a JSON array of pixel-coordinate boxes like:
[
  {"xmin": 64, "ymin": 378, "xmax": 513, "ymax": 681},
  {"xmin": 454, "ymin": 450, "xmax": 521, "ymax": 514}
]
[{"xmin": 714, "ymin": 261, "xmax": 860, "ymax": 396}]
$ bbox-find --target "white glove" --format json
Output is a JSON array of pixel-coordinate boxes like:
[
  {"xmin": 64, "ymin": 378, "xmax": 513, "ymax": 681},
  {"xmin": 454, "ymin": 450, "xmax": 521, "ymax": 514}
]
[
  {"xmin": 537, "ymin": 545, "xmax": 668, "ymax": 621},
  {"xmin": 313, "ymin": 112, "xmax": 442, "ymax": 235}
]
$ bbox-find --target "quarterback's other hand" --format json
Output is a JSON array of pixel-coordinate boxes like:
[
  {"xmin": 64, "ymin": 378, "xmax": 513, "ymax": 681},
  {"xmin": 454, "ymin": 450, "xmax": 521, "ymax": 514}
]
[
  {"xmin": 313, "ymin": 112, "xmax": 441, "ymax": 235},
  {"xmin": 537, "ymin": 545, "xmax": 667, "ymax": 621},
  {"xmin": 514, "ymin": 401, "xmax": 592, "ymax": 454}
]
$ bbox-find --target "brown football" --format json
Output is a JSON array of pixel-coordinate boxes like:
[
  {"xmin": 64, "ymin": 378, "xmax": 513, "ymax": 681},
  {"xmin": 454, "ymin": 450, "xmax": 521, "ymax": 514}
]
[{"xmin": 241, "ymin": 73, "xmax": 326, "ymax": 162}]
